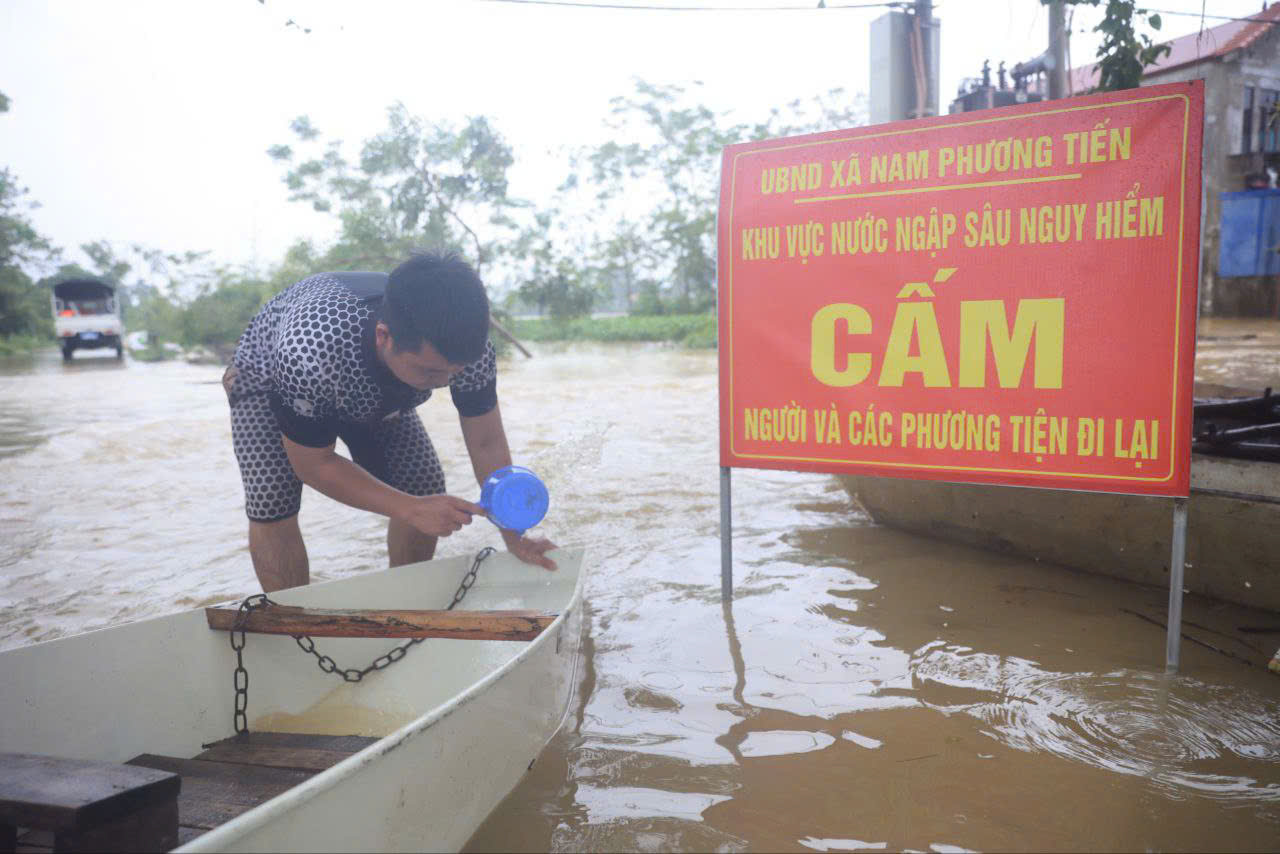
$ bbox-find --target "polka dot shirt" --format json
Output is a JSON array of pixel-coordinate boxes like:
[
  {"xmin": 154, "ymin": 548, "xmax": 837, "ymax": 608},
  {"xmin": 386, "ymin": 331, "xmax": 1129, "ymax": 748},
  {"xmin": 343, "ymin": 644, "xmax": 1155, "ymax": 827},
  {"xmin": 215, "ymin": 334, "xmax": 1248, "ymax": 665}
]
[{"xmin": 230, "ymin": 272, "xmax": 497, "ymax": 447}]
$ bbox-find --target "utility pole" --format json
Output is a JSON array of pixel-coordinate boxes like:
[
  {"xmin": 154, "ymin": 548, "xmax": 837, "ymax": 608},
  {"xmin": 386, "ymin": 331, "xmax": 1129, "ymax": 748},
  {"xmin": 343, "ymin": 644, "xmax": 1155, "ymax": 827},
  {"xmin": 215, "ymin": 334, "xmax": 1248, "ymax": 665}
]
[
  {"xmin": 1048, "ymin": 0, "xmax": 1068, "ymax": 99},
  {"xmin": 915, "ymin": 0, "xmax": 934, "ymax": 118},
  {"xmin": 869, "ymin": 1, "xmax": 939, "ymax": 123}
]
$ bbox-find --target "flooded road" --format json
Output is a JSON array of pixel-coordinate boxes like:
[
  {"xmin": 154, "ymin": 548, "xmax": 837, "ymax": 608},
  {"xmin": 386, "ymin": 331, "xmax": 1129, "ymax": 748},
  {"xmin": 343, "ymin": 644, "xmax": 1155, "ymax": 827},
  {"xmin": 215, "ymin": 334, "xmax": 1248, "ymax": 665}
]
[{"xmin": 2, "ymin": 337, "xmax": 1279, "ymax": 851}]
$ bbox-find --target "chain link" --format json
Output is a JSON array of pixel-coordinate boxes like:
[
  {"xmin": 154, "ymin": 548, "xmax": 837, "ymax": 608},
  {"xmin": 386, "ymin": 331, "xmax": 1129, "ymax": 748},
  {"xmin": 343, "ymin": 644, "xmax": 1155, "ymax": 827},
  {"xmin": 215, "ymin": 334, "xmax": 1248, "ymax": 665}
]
[
  {"xmin": 228, "ymin": 547, "xmax": 495, "ymax": 735},
  {"xmin": 230, "ymin": 593, "xmax": 271, "ymax": 735}
]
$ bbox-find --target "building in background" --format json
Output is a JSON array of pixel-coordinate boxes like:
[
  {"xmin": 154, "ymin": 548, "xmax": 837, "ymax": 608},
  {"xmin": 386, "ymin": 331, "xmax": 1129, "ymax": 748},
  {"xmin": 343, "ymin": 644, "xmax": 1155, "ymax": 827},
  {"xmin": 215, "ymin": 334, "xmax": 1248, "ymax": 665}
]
[
  {"xmin": 1068, "ymin": 4, "xmax": 1280, "ymax": 317},
  {"xmin": 870, "ymin": 4, "xmax": 941, "ymax": 124}
]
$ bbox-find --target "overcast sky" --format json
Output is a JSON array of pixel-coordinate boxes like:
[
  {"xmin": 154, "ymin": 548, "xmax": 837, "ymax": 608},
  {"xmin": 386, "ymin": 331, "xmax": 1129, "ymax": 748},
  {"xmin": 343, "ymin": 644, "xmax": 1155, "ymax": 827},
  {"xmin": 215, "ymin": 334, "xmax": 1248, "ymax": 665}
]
[{"xmin": 0, "ymin": 0, "xmax": 1268, "ymax": 283}]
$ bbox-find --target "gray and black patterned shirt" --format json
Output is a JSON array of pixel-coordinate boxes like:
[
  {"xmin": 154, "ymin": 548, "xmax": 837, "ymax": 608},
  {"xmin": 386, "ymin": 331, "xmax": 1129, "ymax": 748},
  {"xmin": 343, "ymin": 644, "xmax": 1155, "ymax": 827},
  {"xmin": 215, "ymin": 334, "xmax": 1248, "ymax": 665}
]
[{"xmin": 230, "ymin": 272, "xmax": 497, "ymax": 447}]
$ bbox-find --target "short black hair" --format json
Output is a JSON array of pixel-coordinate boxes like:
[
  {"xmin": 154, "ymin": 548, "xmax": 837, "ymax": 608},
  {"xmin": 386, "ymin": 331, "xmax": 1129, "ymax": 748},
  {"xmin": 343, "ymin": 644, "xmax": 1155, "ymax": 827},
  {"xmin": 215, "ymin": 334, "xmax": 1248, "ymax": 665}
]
[{"xmin": 383, "ymin": 251, "xmax": 490, "ymax": 364}]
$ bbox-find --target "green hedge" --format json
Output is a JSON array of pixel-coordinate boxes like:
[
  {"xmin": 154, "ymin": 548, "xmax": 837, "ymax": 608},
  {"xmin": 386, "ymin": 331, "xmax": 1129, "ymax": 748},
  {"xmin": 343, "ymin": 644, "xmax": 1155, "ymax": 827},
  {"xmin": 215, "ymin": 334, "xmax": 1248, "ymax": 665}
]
[
  {"xmin": 0, "ymin": 333, "xmax": 49, "ymax": 356},
  {"xmin": 509, "ymin": 313, "xmax": 717, "ymax": 348}
]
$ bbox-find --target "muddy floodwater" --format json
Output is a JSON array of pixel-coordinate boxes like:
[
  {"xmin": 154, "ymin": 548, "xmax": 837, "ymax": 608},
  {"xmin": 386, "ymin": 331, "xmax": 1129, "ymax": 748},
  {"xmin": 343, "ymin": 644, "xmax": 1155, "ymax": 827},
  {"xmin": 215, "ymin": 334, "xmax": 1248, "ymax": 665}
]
[{"xmin": 1, "ymin": 329, "xmax": 1278, "ymax": 852}]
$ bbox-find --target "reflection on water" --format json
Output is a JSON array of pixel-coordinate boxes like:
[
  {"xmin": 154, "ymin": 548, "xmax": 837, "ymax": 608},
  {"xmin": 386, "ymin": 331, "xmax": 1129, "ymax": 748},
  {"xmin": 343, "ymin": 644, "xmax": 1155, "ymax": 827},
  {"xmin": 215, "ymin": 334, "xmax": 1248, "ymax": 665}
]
[
  {"xmin": 914, "ymin": 644, "xmax": 1280, "ymax": 802},
  {"xmin": 799, "ymin": 838, "xmax": 888, "ymax": 852},
  {"xmin": 2, "ymin": 342, "xmax": 1279, "ymax": 851}
]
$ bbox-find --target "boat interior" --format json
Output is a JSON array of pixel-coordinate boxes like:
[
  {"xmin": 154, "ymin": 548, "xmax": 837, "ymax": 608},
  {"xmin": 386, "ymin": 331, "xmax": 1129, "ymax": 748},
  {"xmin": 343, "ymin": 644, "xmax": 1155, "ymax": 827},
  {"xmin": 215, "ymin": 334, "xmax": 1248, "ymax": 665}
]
[
  {"xmin": 1, "ymin": 549, "xmax": 584, "ymax": 853},
  {"xmin": 7, "ymin": 732, "xmax": 379, "ymax": 852}
]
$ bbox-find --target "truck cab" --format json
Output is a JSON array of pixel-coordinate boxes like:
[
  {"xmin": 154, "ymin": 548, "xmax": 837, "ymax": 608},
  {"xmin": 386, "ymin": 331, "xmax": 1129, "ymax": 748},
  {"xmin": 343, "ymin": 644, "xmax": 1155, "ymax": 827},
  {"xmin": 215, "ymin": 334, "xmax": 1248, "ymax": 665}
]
[{"xmin": 52, "ymin": 279, "xmax": 124, "ymax": 361}]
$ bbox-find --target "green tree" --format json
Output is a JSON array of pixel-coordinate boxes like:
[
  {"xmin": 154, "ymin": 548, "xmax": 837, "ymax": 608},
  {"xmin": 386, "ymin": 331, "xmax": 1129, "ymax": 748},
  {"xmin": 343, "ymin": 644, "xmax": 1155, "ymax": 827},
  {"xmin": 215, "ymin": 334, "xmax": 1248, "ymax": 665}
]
[
  {"xmin": 568, "ymin": 80, "xmax": 867, "ymax": 316},
  {"xmin": 2, "ymin": 86, "xmax": 59, "ymax": 342},
  {"xmin": 580, "ymin": 81, "xmax": 738, "ymax": 313},
  {"xmin": 181, "ymin": 274, "xmax": 273, "ymax": 351},
  {"xmin": 508, "ymin": 212, "xmax": 596, "ymax": 320},
  {"xmin": 265, "ymin": 239, "xmax": 324, "ymax": 295},
  {"xmin": 1046, "ymin": 0, "xmax": 1171, "ymax": 91},
  {"xmin": 268, "ymin": 105, "xmax": 522, "ymax": 275},
  {"xmin": 128, "ymin": 283, "xmax": 183, "ymax": 347},
  {"xmin": 79, "ymin": 240, "xmax": 133, "ymax": 285},
  {"xmin": 515, "ymin": 266, "xmax": 595, "ymax": 321},
  {"xmin": 0, "ymin": 167, "xmax": 58, "ymax": 339},
  {"xmin": 66, "ymin": 240, "xmax": 261, "ymax": 354},
  {"xmin": 73, "ymin": 240, "xmax": 231, "ymax": 340},
  {"xmin": 593, "ymin": 220, "xmax": 655, "ymax": 313}
]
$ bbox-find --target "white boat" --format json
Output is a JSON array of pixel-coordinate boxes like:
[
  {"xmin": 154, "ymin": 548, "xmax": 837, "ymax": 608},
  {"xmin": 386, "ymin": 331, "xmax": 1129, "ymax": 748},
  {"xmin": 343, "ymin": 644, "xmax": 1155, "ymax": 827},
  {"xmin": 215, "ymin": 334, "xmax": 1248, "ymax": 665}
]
[{"xmin": 0, "ymin": 546, "xmax": 586, "ymax": 852}]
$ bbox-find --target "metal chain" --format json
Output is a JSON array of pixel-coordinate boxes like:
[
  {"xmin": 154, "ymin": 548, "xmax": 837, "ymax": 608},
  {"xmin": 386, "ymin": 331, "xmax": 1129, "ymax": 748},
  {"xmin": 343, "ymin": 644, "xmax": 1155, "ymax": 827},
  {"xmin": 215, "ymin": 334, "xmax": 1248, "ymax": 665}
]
[
  {"xmin": 228, "ymin": 547, "xmax": 495, "ymax": 735},
  {"xmin": 230, "ymin": 593, "xmax": 271, "ymax": 735}
]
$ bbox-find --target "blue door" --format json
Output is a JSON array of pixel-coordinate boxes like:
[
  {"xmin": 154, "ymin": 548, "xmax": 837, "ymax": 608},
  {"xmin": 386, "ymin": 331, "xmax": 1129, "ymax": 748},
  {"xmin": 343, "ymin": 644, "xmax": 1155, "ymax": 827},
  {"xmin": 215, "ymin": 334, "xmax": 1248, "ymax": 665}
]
[{"xmin": 1219, "ymin": 189, "xmax": 1280, "ymax": 277}]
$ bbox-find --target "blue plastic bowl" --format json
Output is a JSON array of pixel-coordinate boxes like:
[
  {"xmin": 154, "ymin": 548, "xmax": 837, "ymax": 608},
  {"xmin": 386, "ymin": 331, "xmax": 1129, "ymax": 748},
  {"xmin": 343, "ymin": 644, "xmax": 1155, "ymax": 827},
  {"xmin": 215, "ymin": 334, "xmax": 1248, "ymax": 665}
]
[{"xmin": 479, "ymin": 465, "xmax": 549, "ymax": 534}]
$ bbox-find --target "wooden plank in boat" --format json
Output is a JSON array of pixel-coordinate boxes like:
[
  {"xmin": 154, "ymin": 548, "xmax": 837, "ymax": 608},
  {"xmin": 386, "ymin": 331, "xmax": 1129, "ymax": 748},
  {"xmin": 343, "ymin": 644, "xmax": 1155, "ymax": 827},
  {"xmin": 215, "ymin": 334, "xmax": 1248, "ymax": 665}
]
[
  {"xmin": 194, "ymin": 733, "xmax": 378, "ymax": 773},
  {"xmin": 8, "ymin": 810, "xmax": 178, "ymax": 852},
  {"xmin": 125, "ymin": 755, "xmax": 312, "ymax": 832},
  {"xmin": 14, "ymin": 828, "xmax": 51, "ymax": 853},
  {"xmin": 0, "ymin": 752, "xmax": 180, "ymax": 852},
  {"xmin": 205, "ymin": 605, "xmax": 557, "ymax": 641}
]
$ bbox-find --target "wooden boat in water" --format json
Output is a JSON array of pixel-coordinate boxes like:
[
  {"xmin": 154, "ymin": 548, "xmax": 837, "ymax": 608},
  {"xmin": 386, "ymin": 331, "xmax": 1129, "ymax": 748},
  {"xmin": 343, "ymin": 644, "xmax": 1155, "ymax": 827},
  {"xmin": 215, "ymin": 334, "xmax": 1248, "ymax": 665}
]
[
  {"xmin": 839, "ymin": 391, "xmax": 1280, "ymax": 613},
  {"xmin": 0, "ymin": 546, "xmax": 586, "ymax": 852}
]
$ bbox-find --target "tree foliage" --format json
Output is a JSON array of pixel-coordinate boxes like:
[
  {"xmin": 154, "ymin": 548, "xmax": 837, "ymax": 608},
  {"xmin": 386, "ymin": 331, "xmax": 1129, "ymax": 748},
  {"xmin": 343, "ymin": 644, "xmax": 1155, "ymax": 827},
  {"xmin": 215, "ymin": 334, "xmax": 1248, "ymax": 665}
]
[
  {"xmin": 269, "ymin": 104, "xmax": 522, "ymax": 275},
  {"xmin": 554, "ymin": 80, "xmax": 866, "ymax": 316},
  {"xmin": 0, "ymin": 93, "xmax": 62, "ymax": 340},
  {"xmin": 267, "ymin": 86, "xmax": 867, "ymax": 324},
  {"xmin": 502, "ymin": 211, "xmax": 596, "ymax": 320},
  {"xmin": 579, "ymin": 81, "xmax": 740, "ymax": 312},
  {"xmin": 0, "ymin": 166, "xmax": 58, "ymax": 338},
  {"xmin": 516, "ymin": 266, "xmax": 596, "ymax": 321},
  {"xmin": 1047, "ymin": 0, "xmax": 1171, "ymax": 91},
  {"xmin": 55, "ymin": 240, "xmax": 271, "ymax": 355},
  {"xmin": 5, "ymin": 82, "xmax": 876, "ymax": 352}
]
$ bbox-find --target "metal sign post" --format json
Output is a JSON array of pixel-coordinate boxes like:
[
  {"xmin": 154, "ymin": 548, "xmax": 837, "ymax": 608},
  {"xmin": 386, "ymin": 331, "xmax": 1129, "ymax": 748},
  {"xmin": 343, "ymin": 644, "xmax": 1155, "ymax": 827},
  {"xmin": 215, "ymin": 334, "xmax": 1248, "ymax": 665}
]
[
  {"xmin": 720, "ymin": 466, "xmax": 733, "ymax": 601},
  {"xmin": 1166, "ymin": 153, "xmax": 1209, "ymax": 674},
  {"xmin": 1165, "ymin": 497, "xmax": 1189, "ymax": 671}
]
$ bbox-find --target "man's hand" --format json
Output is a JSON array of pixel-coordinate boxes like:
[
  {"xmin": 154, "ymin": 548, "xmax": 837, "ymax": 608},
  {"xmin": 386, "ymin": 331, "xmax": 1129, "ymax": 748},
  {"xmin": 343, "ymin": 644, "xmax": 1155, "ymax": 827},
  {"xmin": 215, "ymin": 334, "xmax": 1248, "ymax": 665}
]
[
  {"xmin": 397, "ymin": 495, "xmax": 485, "ymax": 538},
  {"xmin": 501, "ymin": 528, "xmax": 559, "ymax": 571}
]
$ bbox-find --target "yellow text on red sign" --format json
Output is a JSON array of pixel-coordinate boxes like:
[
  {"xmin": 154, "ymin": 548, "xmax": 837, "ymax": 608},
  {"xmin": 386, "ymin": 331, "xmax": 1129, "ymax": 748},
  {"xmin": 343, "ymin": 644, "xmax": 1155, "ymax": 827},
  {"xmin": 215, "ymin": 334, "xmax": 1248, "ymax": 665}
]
[{"xmin": 717, "ymin": 81, "xmax": 1203, "ymax": 496}]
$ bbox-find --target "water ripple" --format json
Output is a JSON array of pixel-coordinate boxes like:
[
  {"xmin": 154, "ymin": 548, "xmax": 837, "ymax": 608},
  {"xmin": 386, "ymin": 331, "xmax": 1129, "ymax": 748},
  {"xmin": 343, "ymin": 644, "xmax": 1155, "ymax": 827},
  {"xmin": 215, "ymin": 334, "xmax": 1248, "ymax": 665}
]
[{"xmin": 912, "ymin": 643, "xmax": 1280, "ymax": 802}]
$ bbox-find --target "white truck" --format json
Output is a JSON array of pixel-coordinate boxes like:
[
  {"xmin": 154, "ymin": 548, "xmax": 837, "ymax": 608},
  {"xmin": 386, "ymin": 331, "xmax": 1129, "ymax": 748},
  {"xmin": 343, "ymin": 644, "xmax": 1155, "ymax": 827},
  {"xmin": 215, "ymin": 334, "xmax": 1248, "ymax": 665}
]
[{"xmin": 52, "ymin": 279, "xmax": 124, "ymax": 361}]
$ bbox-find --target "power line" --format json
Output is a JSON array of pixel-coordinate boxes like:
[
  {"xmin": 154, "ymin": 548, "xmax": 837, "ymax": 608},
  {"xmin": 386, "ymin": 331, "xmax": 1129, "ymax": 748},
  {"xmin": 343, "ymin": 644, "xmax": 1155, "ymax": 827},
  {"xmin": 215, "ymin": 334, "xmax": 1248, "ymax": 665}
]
[
  {"xmin": 1144, "ymin": 7, "xmax": 1279, "ymax": 26},
  {"xmin": 478, "ymin": 0, "xmax": 904, "ymax": 10},
  {"xmin": 477, "ymin": 0, "xmax": 1278, "ymax": 28}
]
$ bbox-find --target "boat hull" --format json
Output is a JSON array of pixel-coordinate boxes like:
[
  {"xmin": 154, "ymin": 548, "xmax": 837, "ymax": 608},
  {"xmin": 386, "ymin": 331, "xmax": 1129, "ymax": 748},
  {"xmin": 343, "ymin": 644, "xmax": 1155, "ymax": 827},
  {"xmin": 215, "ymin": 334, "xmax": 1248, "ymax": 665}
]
[
  {"xmin": 0, "ymin": 547, "xmax": 586, "ymax": 852},
  {"xmin": 838, "ymin": 456, "xmax": 1280, "ymax": 613}
]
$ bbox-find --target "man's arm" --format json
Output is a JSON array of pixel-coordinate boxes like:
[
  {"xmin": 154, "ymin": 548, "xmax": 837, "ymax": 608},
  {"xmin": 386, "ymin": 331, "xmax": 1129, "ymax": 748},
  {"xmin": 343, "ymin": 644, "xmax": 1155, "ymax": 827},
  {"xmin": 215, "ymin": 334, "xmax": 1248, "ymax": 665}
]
[
  {"xmin": 282, "ymin": 436, "xmax": 484, "ymax": 537},
  {"xmin": 459, "ymin": 403, "xmax": 558, "ymax": 570}
]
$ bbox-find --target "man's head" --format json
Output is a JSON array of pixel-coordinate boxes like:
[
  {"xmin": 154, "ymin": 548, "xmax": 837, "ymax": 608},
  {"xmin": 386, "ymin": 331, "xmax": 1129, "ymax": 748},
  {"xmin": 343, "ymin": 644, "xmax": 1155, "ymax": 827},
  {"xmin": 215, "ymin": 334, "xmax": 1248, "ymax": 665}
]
[{"xmin": 375, "ymin": 251, "xmax": 490, "ymax": 390}]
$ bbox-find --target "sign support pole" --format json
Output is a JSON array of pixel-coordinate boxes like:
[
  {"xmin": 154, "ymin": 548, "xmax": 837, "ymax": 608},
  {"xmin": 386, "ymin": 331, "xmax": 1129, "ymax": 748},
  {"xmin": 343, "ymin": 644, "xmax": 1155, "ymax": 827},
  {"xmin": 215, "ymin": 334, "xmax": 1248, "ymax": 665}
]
[
  {"xmin": 720, "ymin": 466, "xmax": 733, "ymax": 601},
  {"xmin": 1164, "ymin": 496, "xmax": 1189, "ymax": 671}
]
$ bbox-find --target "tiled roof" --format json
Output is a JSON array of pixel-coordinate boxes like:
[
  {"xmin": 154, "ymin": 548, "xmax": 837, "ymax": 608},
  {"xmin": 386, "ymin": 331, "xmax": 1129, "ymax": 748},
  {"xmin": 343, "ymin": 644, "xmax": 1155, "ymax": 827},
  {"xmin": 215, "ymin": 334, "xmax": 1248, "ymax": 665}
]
[{"xmin": 1068, "ymin": 3, "xmax": 1280, "ymax": 93}]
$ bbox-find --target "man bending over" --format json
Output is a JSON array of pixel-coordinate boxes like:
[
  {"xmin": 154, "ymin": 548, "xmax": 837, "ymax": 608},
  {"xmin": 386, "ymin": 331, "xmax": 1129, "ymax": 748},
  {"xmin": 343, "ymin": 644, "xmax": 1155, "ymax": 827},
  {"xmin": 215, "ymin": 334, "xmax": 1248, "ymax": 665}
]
[{"xmin": 223, "ymin": 250, "xmax": 556, "ymax": 591}]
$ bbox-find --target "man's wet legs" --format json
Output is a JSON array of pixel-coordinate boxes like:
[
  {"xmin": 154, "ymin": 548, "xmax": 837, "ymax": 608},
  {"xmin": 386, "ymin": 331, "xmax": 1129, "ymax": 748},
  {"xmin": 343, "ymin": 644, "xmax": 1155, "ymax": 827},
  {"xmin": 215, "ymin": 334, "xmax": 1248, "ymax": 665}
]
[
  {"xmin": 387, "ymin": 517, "xmax": 436, "ymax": 567},
  {"xmin": 249, "ymin": 516, "xmax": 309, "ymax": 591}
]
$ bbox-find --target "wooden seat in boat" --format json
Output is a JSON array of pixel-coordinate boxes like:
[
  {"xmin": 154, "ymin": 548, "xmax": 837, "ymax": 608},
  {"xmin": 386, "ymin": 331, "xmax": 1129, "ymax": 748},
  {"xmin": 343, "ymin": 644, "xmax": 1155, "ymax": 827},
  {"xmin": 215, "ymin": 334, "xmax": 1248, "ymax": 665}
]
[
  {"xmin": 126, "ymin": 732, "xmax": 379, "ymax": 850},
  {"xmin": 5, "ymin": 734, "xmax": 376, "ymax": 852},
  {"xmin": 0, "ymin": 752, "xmax": 179, "ymax": 853}
]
